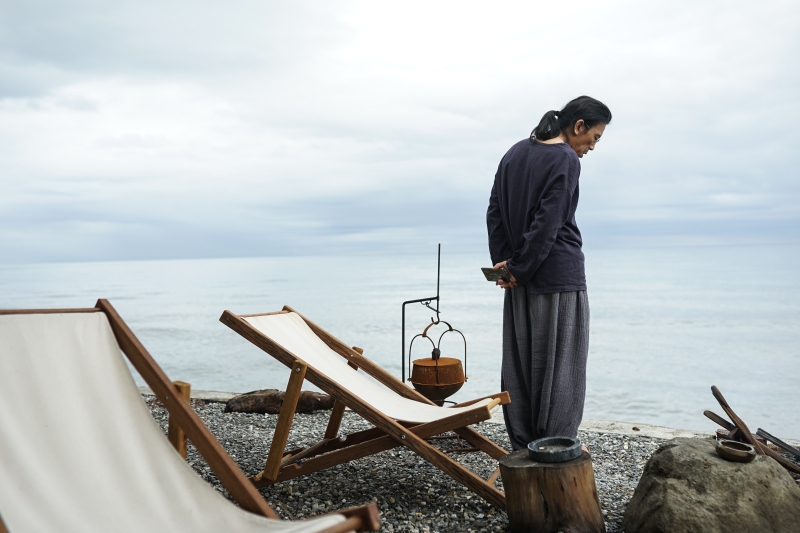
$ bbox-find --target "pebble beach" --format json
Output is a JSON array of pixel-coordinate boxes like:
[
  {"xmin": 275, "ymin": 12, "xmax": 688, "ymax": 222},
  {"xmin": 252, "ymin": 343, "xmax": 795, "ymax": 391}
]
[{"xmin": 146, "ymin": 396, "xmax": 666, "ymax": 532}]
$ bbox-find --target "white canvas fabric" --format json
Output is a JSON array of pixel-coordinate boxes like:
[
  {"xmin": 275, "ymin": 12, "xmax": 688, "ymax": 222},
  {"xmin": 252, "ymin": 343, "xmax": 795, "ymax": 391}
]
[
  {"xmin": 0, "ymin": 312, "xmax": 345, "ymax": 533},
  {"xmin": 244, "ymin": 313, "xmax": 497, "ymax": 424}
]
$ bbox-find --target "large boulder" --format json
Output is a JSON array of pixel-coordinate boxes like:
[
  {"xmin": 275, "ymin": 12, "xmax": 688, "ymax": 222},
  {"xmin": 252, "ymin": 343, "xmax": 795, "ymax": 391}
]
[
  {"xmin": 624, "ymin": 438, "xmax": 800, "ymax": 533},
  {"xmin": 224, "ymin": 389, "xmax": 335, "ymax": 414}
]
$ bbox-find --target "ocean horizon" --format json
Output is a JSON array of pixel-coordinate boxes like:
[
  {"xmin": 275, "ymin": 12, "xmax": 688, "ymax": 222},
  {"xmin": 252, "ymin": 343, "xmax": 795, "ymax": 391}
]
[{"xmin": 2, "ymin": 241, "xmax": 798, "ymax": 439}]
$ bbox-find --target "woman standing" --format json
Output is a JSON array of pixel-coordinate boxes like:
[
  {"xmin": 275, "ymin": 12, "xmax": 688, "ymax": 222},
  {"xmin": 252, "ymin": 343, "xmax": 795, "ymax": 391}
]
[{"xmin": 486, "ymin": 96, "xmax": 612, "ymax": 450}]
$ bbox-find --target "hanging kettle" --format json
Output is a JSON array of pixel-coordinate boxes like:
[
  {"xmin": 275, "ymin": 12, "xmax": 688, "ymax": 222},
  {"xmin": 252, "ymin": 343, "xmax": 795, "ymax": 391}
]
[{"xmin": 407, "ymin": 321, "xmax": 467, "ymax": 405}]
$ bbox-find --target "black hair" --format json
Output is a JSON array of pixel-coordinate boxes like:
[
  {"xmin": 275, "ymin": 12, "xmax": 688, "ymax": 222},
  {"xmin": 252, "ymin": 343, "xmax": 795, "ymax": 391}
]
[{"xmin": 531, "ymin": 96, "xmax": 612, "ymax": 141}]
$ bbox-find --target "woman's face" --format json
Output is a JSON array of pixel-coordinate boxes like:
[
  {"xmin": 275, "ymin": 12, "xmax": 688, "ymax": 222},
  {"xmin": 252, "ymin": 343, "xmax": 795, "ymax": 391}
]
[{"xmin": 567, "ymin": 120, "xmax": 606, "ymax": 158}]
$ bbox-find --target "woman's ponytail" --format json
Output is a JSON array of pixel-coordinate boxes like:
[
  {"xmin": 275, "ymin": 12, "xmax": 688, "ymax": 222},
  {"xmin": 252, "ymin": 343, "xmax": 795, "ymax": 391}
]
[{"xmin": 530, "ymin": 110, "xmax": 562, "ymax": 141}]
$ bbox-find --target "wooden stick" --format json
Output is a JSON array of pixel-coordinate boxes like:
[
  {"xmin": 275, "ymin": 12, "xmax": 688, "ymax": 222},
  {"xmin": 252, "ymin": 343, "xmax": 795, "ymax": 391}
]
[
  {"xmin": 325, "ymin": 401, "xmax": 348, "ymax": 440},
  {"xmin": 262, "ymin": 360, "xmax": 307, "ymax": 481},
  {"xmin": 238, "ymin": 310, "xmax": 291, "ymax": 318},
  {"xmin": 452, "ymin": 392, "xmax": 510, "ymax": 408},
  {"xmin": 281, "ymin": 439, "xmax": 332, "ymax": 467},
  {"xmin": 454, "ymin": 427, "xmax": 510, "ymax": 460},
  {"xmin": 711, "ymin": 386, "xmax": 800, "ymax": 474},
  {"xmin": 319, "ymin": 502, "xmax": 381, "ymax": 533},
  {"xmin": 342, "ymin": 505, "xmax": 382, "ymax": 533},
  {"xmin": 757, "ymin": 428, "xmax": 800, "ymax": 460},
  {"xmin": 487, "ymin": 467, "xmax": 501, "ymax": 485},
  {"xmin": 325, "ymin": 353, "xmax": 359, "ymax": 439},
  {"xmin": 756, "ymin": 442, "xmax": 800, "ymax": 474},
  {"xmin": 703, "ymin": 410, "xmax": 734, "ymax": 431},
  {"xmin": 98, "ymin": 299, "xmax": 278, "ymax": 519},
  {"xmin": 0, "ymin": 308, "xmax": 99, "ymax": 315},
  {"xmin": 320, "ymin": 505, "xmax": 381, "ymax": 533},
  {"xmin": 167, "ymin": 381, "xmax": 192, "ymax": 459},
  {"xmin": 711, "ymin": 386, "xmax": 759, "ymax": 448}
]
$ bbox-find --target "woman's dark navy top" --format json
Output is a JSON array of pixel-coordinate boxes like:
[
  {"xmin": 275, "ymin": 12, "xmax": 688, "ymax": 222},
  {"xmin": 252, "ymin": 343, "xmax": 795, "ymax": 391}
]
[{"xmin": 486, "ymin": 139, "xmax": 586, "ymax": 294}]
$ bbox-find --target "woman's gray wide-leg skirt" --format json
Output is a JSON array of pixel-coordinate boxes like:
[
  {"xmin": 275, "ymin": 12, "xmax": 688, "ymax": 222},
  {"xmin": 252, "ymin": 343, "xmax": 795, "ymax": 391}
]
[{"xmin": 501, "ymin": 287, "xmax": 590, "ymax": 451}]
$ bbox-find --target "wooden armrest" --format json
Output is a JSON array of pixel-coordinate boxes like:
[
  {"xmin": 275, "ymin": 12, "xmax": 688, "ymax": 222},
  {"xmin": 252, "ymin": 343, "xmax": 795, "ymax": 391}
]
[
  {"xmin": 319, "ymin": 503, "xmax": 381, "ymax": 533},
  {"xmin": 451, "ymin": 392, "xmax": 510, "ymax": 408}
]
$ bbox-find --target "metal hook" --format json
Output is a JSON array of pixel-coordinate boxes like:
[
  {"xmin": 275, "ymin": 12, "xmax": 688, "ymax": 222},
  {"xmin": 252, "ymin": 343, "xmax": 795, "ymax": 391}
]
[{"xmin": 421, "ymin": 319, "xmax": 451, "ymax": 338}]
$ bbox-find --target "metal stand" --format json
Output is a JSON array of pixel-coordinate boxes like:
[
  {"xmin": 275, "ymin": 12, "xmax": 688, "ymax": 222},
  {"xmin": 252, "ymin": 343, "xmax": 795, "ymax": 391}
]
[{"xmin": 401, "ymin": 244, "xmax": 441, "ymax": 384}]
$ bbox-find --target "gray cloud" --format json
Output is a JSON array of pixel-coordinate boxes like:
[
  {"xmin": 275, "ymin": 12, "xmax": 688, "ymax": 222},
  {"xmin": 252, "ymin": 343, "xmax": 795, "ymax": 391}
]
[{"xmin": 1, "ymin": 0, "xmax": 798, "ymax": 264}]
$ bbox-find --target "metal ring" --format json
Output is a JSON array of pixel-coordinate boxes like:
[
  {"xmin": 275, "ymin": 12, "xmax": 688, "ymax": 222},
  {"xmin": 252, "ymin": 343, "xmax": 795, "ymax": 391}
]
[
  {"xmin": 436, "ymin": 327, "xmax": 468, "ymax": 379},
  {"xmin": 407, "ymin": 333, "xmax": 437, "ymax": 381}
]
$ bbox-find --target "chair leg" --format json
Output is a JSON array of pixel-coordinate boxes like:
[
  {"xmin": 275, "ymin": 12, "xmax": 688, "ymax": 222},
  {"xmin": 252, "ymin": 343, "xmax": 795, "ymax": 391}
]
[
  {"xmin": 487, "ymin": 467, "xmax": 501, "ymax": 485},
  {"xmin": 280, "ymin": 438, "xmax": 331, "ymax": 467},
  {"xmin": 167, "ymin": 381, "xmax": 192, "ymax": 459},
  {"xmin": 261, "ymin": 361, "xmax": 307, "ymax": 482},
  {"xmin": 324, "ymin": 401, "xmax": 347, "ymax": 439},
  {"xmin": 324, "ymin": 351, "xmax": 360, "ymax": 439}
]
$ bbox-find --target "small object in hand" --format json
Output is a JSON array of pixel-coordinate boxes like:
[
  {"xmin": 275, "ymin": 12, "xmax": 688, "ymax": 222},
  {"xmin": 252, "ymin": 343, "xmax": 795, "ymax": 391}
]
[
  {"xmin": 715, "ymin": 439, "xmax": 756, "ymax": 463},
  {"xmin": 481, "ymin": 266, "xmax": 510, "ymax": 282},
  {"xmin": 527, "ymin": 436, "xmax": 583, "ymax": 463}
]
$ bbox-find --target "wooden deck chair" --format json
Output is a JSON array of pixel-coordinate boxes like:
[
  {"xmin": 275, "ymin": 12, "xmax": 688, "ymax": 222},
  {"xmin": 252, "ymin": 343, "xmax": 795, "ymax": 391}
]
[
  {"xmin": 220, "ymin": 307, "xmax": 511, "ymax": 509},
  {"xmin": 0, "ymin": 300, "xmax": 379, "ymax": 533}
]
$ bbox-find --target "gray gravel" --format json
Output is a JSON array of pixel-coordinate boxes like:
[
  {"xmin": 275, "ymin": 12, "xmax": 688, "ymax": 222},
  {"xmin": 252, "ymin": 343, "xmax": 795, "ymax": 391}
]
[{"xmin": 146, "ymin": 396, "xmax": 666, "ymax": 532}]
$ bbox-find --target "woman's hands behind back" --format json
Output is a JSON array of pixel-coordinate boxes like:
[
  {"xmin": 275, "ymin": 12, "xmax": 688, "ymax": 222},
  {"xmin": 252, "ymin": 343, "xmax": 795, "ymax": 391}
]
[{"xmin": 494, "ymin": 261, "xmax": 518, "ymax": 289}]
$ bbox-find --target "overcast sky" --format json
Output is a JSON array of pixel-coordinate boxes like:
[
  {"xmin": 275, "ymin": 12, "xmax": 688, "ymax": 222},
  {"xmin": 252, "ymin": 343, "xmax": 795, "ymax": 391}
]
[{"xmin": 1, "ymin": 0, "xmax": 798, "ymax": 263}]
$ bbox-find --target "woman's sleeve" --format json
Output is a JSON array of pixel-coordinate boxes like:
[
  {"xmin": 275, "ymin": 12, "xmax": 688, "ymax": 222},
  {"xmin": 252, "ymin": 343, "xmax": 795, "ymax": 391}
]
[
  {"xmin": 506, "ymin": 156, "xmax": 579, "ymax": 286},
  {"xmin": 487, "ymin": 173, "xmax": 513, "ymax": 265}
]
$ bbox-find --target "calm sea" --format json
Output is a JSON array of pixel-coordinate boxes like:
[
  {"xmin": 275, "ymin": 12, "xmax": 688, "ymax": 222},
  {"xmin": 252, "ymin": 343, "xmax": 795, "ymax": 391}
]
[{"xmin": 2, "ymin": 243, "xmax": 798, "ymax": 438}]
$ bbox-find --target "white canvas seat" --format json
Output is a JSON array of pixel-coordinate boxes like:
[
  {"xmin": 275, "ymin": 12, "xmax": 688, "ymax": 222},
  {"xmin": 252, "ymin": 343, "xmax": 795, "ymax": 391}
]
[{"xmin": 0, "ymin": 305, "xmax": 378, "ymax": 533}]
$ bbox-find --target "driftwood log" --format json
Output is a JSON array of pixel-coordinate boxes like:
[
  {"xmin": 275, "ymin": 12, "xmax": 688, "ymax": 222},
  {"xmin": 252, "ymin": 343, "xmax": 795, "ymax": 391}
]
[
  {"xmin": 500, "ymin": 449, "xmax": 605, "ymax": 533},
  {"xmin": 224, "ymin": 389, "xmax": 335, "ymax": 414}
]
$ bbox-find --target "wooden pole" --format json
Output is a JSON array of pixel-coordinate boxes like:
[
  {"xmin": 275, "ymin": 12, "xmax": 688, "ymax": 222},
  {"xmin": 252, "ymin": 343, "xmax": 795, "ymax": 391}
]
[
  {"xmin": 167, "ymin": 381, "xmax": 192, "ymax": 459},
  {"xmin": 500, "ymin": 449, "xmax": 605, "ymax": 533},
  {"xmin": 324, "ymin": 349, "xmax": 360, "ymax": 439},
  {"xmin": 262, "ymin": 360, "xmax": 307, "ymax": 481}
]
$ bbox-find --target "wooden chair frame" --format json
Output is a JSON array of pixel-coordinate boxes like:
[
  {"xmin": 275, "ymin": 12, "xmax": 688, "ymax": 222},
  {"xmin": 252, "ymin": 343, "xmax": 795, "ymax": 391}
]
[
  {"xmin": 0, "ymin": 301, "xmax": 379, "ymax": 533},
  {"xmin": 220, "ymin": 306, "xmax": 511, "ymax": 509}
]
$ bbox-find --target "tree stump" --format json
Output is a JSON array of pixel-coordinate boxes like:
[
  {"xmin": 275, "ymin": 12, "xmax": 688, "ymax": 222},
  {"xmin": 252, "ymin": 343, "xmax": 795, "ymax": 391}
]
[{"xmin": 499, "ymin": 449, "xmax": 605, "ymax": 533}]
